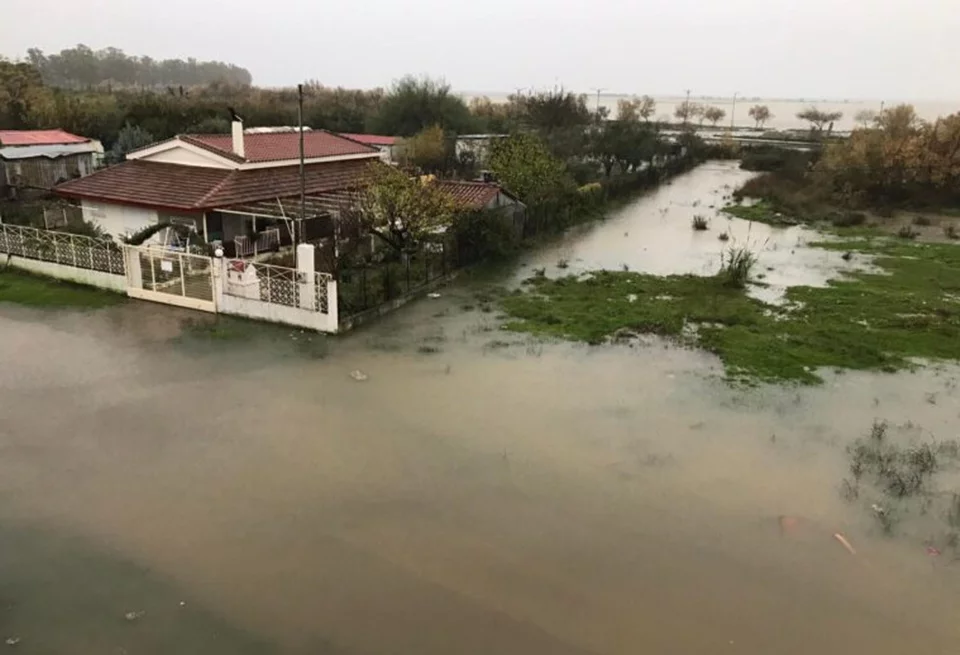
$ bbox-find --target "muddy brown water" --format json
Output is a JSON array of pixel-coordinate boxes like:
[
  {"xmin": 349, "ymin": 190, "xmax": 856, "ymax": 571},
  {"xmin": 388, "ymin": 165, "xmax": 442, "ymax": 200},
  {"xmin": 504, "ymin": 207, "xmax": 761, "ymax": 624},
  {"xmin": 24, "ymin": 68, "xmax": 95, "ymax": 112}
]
[{"xmin": 1, "ymin": 163, "xmax": 958, "ymax": 654}]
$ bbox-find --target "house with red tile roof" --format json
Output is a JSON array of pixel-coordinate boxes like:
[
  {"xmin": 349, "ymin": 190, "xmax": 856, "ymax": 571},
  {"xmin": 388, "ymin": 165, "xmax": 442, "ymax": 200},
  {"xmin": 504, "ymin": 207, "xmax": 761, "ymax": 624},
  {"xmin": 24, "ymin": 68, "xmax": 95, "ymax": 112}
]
[
  {"xmin": 434, "ymin": 180, "xmax": 523, "ymax": 213},
  {"xmin": 54, "ymin": 120, "xmax": 383, "ymax": 253},
  {"xmin": 1, "ymin": 129, "xmax": 103, "ymax": 193},
  {"xmin": 338, "ymin": 133, "xmax": 401, "ymax": 163}
]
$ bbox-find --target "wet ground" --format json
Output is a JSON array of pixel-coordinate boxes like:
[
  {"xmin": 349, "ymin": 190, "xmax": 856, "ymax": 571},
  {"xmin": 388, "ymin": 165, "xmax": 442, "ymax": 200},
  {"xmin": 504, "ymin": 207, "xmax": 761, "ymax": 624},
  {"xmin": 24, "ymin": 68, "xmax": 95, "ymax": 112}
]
[{"xmin": 1, "ymin": 163, "xmax": 958, "ymax": 654}]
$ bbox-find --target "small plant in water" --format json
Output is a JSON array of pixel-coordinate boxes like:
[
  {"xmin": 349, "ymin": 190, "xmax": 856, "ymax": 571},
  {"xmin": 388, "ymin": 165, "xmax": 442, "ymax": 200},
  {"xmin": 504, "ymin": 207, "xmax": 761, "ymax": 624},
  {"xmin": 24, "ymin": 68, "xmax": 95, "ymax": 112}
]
[
  {"xmin": 556, "ymin": 258, "xmax": 569, "ymax": 269},
  {"xmin": 897, "ymin": 225, "xmax": 919, "ymax": 239},
  {"xmin": 843, "ymin": 419, "xmax": 960, "ymax": 541},
  {"xmin": 691, "ymin": 214, "xmax": 710, "ymax": 231},
  {"xmin": 944, "ymin": 223, "xmax": 959, "ymax": 240},
  {"xmin": 718, "ymin": 231, "xmax": 730, "ymax": 242},
  {"xmin": 719, "ymin": 246, "xmax": 757, "ymax": 288},
  {"xmin": 912, "ymin": 215, "xmax": 932, "ymax": 226}
]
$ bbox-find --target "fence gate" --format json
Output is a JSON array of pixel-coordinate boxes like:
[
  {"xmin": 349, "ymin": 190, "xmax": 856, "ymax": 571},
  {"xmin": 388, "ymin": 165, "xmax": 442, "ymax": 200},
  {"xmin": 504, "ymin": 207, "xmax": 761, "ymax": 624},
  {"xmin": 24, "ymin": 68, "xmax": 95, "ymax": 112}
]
[{"xmin": 123, "ymin": 245, "xmax": 216, "ymax": 313}]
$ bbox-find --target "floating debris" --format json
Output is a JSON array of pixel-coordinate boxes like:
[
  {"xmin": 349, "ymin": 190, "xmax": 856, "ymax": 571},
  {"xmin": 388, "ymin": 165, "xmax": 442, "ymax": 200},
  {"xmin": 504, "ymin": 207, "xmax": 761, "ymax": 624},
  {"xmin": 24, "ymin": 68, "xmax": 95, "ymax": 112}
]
[
  {"xmin": 427, "ymin": 293, "xmax": 441, "ymax": 299},
  {"xmin": 833, "ymin": 532, "xmax": 856, "ymax": 555},
  {"xmin": 5, "ymin": 637, "xmax": 20, "ymax": 647},
  {"xmin": 124, "ymin": 610, "xmax": 146, "ymax": 622},
  {"xmin": 349, "ymin": 370, "xmax": 368, "ymax": 382}
]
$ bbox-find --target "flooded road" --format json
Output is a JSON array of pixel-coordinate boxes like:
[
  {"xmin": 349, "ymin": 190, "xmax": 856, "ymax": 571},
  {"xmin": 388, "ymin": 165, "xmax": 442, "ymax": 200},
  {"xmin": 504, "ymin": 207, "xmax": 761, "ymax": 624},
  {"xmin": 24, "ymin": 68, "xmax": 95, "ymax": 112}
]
[{"xmin": 1, "ymin": 163, "xmax": 958, "ymax": 654}]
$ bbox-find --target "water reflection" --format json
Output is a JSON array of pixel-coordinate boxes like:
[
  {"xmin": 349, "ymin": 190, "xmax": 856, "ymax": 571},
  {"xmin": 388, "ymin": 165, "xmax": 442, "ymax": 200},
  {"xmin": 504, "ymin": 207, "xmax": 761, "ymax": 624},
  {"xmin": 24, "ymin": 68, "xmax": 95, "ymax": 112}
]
[{"xmin": 514, "ymin": 161, "xmax": 878, "ymax": 303}]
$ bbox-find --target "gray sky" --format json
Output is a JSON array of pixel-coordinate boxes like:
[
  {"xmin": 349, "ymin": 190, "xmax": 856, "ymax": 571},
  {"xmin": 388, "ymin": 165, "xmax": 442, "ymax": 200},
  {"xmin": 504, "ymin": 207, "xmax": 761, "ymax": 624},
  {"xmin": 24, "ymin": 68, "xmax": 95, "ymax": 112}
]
[{"xmin": 3, "ymin": 0, "xmax": 958, "ymax": 100}]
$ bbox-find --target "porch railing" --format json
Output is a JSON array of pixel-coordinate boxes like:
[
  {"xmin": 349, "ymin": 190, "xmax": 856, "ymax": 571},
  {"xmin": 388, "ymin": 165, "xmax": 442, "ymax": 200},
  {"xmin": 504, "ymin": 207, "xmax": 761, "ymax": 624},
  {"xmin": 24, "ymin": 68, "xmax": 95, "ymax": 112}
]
[{"xmin": 234, "ymin": 228, "xmax": 281, "ymax": 258}]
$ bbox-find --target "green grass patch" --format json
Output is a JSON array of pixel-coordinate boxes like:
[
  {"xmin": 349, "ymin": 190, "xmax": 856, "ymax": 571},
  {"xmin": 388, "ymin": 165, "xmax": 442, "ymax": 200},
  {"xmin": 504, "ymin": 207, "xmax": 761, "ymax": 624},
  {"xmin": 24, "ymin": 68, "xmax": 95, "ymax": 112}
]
[
  {"xmin": 501, "ymin": 239, "xmax": 960, "ymax": 384},
  {"xmin": 0, "ymin": 268, "xmax": 123, "ymax": 308},
  {"xmin": 721, "ymin": 200, "xmax": 800, "ymax": 227}
]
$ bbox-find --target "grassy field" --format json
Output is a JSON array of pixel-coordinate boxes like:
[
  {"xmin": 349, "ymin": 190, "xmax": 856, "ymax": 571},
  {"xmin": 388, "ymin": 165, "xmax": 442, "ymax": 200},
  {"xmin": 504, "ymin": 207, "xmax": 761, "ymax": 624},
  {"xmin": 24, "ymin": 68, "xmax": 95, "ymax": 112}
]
[
  {"xmin": 500, "ymin": 239, "xmax": 960, "ymax": 384},
  {"xmin": 0, "ymin": 269, "xmax": 124, "ymax": 308}
]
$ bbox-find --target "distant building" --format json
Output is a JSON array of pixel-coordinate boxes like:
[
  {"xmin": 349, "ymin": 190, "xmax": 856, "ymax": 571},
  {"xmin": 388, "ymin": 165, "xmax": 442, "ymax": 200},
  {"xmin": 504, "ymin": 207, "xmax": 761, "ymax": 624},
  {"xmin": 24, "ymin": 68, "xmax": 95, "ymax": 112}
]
[
  {"xmin": 435, "ymin": 179, "xmax": 524, "ymax": 214},
  {"xmin": 338, "ymin": 133, "xmax": 400, "ymax": 163},
  {"xmin": 0, "ymin": 129, "xmax": 103, "ymax": 195}
]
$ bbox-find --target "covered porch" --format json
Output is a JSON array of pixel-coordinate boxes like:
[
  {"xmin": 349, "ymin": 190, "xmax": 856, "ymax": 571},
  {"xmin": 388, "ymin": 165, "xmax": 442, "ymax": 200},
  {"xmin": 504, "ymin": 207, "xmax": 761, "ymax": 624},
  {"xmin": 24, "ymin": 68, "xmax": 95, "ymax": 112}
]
[{"xmin": 206, "ymin": 191, "xmax": 356, "ymax": 260}]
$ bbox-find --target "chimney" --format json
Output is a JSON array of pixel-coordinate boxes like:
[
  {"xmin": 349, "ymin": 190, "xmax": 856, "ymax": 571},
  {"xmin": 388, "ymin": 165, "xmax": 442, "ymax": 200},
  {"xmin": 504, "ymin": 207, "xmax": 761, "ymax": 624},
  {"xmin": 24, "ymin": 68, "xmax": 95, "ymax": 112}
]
[{"xmin": 231, "ymin": 119, "xmax": 245, "ymax": 159}]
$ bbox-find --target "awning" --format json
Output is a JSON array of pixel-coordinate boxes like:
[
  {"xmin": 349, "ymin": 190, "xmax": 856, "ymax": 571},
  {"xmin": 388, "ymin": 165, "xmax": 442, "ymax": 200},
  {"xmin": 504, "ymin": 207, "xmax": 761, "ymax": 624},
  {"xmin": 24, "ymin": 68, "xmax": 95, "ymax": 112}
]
[{"xmin": 214, "ymin": 190, "xmax": 359, "ymax": 221}]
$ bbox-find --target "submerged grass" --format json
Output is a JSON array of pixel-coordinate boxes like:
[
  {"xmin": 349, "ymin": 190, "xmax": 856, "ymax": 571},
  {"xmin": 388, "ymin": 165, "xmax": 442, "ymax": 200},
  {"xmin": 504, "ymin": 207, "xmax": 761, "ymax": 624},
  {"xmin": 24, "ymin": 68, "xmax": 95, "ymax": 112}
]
[
  {"xmin": 0, "ymin": 268, "xmax": 123, "ymax": 308},
  {"xmin": 721, "ymin": 200, "xmax": 800, "ymax": 227},
  {"xmin": 501, "ymin": 239, "xmax": 960, "ymax": 384}
]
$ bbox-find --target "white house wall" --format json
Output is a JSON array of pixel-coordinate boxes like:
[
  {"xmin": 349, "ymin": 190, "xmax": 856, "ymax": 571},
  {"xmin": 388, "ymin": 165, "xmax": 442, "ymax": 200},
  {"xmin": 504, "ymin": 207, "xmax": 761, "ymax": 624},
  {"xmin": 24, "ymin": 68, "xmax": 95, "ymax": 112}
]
[
  {"xmin": 137, "ymin": 145, "xmax": 234, "ymax": 169},
  {"xmin": 83, "ymin": 200, "xmax": 159, "ymax": 241}
]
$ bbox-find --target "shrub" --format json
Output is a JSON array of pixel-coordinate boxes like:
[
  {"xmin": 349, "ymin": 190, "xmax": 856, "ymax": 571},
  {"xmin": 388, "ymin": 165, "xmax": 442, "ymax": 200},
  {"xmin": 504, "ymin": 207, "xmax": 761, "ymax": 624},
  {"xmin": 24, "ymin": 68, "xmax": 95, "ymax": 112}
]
[
  {"xmin": 720, "ymin": 246, "xmax": 757, "ymax": 288},
  {"xmin": 692, "ymin": 215, "xmax": 710, "ymax": 231},
  {"xmin": 912, "ymin": 215, "xmax": 932, "ymax": 226},
  {"xmin": 831, "ymin": 211, "xmax": 867, "ymax": 228},
  {"xmin": 897, "ymin": 225, "xmax": 919, "ymax": 239},
  {"xmin": 944, "ymin": 224, "xmax": 959, "ymax": 240}
]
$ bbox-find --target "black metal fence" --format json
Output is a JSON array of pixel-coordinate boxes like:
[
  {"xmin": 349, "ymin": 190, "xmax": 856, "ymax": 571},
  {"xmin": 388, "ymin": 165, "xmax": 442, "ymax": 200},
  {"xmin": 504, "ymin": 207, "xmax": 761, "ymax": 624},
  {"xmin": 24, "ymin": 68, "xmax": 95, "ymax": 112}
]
[{"xmin": 337, "ymin": 240, "xmax": 453, "ymax": 317}]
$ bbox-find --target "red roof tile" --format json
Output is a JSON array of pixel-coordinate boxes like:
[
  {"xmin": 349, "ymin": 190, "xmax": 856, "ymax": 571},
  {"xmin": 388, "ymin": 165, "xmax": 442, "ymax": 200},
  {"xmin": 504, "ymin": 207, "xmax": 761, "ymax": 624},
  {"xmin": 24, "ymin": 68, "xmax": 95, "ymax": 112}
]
[
  {"xmin": 54, "ymin": 159, "xmax": 373, "ymax": 211},
  {"xmin": 337, "ymin": 133, "xmax": 398, "ymax": 146},
  {"xmin": 0, "ymin": 129, "xmax": 90, "ymax": 146},
  {"xmin": 181, "ymin": 130, "xmax": 379, "ymax": 163},
  {"xmin": 435, "ymin": 180, "xmax": 504, "ymax": 210}
]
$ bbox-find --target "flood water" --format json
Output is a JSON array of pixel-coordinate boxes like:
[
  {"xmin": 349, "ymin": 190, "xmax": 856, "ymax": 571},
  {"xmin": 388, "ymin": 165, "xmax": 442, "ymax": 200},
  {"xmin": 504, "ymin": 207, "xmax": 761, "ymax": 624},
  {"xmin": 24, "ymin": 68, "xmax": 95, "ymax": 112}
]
[{"xmin": 1, "ymin": 163, "xmax": 958, "ymax": 654}]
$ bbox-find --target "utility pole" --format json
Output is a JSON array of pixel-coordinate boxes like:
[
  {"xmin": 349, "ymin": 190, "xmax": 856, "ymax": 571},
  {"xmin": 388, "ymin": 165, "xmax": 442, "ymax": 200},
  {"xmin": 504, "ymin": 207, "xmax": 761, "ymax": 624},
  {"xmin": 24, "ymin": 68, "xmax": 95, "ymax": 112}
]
[
  {"xmin": 683, "ymin": 89, "xmax": 691, "ymax": 125},
  {"xmin": 297, "ymin": 83, "xmax": 305, "ymax": 252},
  {"xmin": 731, "ymin": 91, "xmax": 738, "ymax": 130},
  {"xmin": 591, "ymin": 87, "xmax": 605, "ymax": 116}
]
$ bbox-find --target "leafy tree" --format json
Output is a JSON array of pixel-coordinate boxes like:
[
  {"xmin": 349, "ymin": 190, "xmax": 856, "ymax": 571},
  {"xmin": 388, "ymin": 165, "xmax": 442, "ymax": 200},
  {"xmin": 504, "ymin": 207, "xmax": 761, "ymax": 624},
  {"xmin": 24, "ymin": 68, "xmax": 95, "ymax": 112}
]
[
  {"xmin": 521, "ymin": 89, "xmax": 591, "ymax": 132},
  {"xmin": 402, "ymin": 124, "xmax": 447, "ymax": 174},
  {"xmin": 637, "ymin": 95, "xmax": 656, "ymax": 121},
  {"xmin": 747, "ymin": 105, "xmax": 772, "ymax": 129},
  {"xmin": 593, "ymin": 121, "xmax": 660, "ymax": 177},
  {"xmin": 703, "ymin": 106, "xmax": 726, "ymax": 127},
  {"xmin": 355, "ymin": 163, "xmax": 457, "ymax": 251},
  {"xmin": 854, "ymin": 109, "xmax": 877, "ymax": 128},
  {"xmin": 468, "ymin": 95, "xmax": 521, "ymax": 133},
  {"xmin": 369, "ymin": 75, "xmax": 474, "ymax": 137},
  {"xmin": 108, "ymin": 123, "xmax": 155, "ymax": 163},
  {"xmin": 24, "ymin": 45, "xmax": 252, "ymax": 88},
  {"xmin": 616, "ymin": 98, "xmax": 642, "ymax": 122},
  {"xmin": 0, "ymin": 60, "xmax": 47, "ymax": 128},
  {"xmin": 797, "ymin": 106, "xmax": 843, "ymax": 132},
  {"xmin": 488, "ymin": 133, "xmax": 573, "ymax": 202}
]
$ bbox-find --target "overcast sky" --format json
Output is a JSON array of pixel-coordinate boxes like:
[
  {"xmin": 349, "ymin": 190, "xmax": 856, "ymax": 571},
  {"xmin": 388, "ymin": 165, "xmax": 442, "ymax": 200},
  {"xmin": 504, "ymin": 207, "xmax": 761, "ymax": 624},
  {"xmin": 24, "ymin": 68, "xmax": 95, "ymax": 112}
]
[{"xmin": 2, "ymin": 0, "xmax": 958, "ymax": 100}]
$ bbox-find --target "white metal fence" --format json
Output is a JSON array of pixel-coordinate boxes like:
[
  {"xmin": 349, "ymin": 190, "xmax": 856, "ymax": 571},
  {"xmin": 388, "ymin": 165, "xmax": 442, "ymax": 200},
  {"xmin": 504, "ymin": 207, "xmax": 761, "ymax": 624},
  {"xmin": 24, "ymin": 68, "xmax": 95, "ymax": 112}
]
[
  {"xmin": 223, "ymin": 259, "xmax": 332, "ymax": 314},
  {"xmin": 0, "ymin": 223, "xmax": 125, "ymax": 275},
  {"xmin": 123, "ymin": 245, "xmax": 216, "ymax": 313}
]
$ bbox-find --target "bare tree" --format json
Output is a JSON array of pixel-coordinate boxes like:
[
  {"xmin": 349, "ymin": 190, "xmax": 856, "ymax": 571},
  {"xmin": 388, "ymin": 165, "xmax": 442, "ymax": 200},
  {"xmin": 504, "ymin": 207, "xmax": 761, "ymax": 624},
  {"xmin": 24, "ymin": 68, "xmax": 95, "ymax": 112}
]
[
  {"xmin": 703, "ymin": 106, "xmax": 726, "ymax": 127},
  {"xmin": 747, "ymin": 105, "xmax": 772, "ymax": 129},
  {"xmin": 854, "ymin": 109, "xmax": 878, "ymax": 128},
  {"xmin": 797, "ymin": 106, "xmax": 843, "ymax": 132}
]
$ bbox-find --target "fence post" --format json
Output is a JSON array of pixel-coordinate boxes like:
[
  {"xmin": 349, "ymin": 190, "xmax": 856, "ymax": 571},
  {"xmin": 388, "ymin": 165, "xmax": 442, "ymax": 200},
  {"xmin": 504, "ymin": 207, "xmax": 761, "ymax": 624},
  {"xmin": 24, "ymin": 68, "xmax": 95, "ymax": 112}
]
[
  {"xmin": 179, "ymin": 253, "xmax": 187, "ymax": 297},
  {"xmin": 150, "ymin": 254, "xmax": 157, "ymax": 291},
  {"xmin": 70, "ymin": 234, "xmax": 78, "ymax": 268},
  {"xmin": 106, "ymin": 244, "xmax": 113, "ymax": 274},
  {"xmin": 405, "ymin": 257, "xmax": 411, "ymax": 293},
  {"xmin": 361, "ymin": 267, "xmax": 367, "ymax": 309}
]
